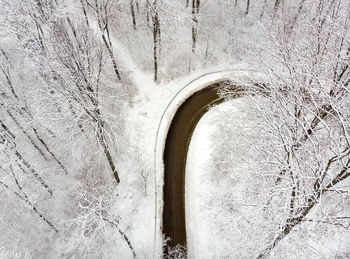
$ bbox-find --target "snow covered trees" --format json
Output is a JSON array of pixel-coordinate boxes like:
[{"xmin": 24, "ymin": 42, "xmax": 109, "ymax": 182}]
[
  {"xmin": 254, "ymin": 0, "xmax": 350, "ymax": 256},
  {"xmin": 49, "ymin": 17, "xmax": 122, "ymax": 184},
  {"xmin": 1, "ymin": 0, "xmax": 349, "ymax": 257},
  {"xmin": 209, "ymin": 0, "xmax": 350, "ymax": 257},
  {"xmin": 64, "ymin": 176, "xmax": 136, "ymax": 258},
  {"xmin": 83, "ymin": 0, "xmax": 122, "ymax": 80},
  {"xmin": 0, "ymin": 0, "xmax": 130, "ymax": 256}
]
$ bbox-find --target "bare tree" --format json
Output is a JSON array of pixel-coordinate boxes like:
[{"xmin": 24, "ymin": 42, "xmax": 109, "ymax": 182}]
[
  {"xmin": 0, "ymin": 166, "xmax": 57, "ymax": 232},
  {"xmin": 49, "ymin": 18, "xmax": 121, "ymax": 183},
  {"xmin": 212, "ymin": 0, "xmax": 350, "ymax": 257},
  {"xmin": 85, "ymin": 0, "xmax": 122, "ymax": 80},
  {"xmin": 147, "ymin": 0, "xmax": 161, "ymax": 81},
  {"xmin": 0, "ymin": 121, "xmax": 53, "ymax": 195},
  {"xmin": 0, "ymin": 49, "xmax": 68, "ymax": 175},
  {"xmin": 65, "ymin": 176, "xmax": 136, "ymax": 257},
  {"xmin": 80, "ymin": 0, "xmax": 90, "ymax": 26},
  {"xmin": 191, "ymin": 0, "xmax": 200, "ymax": 53},
  {"xmin": 252, "ymin": 0, "xmax": 350, "ymax": 257},
  {"xmin": 0, "ymin": 119, "xmax": 57, "ymax": 231}
]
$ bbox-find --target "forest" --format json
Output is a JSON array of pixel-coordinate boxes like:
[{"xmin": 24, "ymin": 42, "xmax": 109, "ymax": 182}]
[{"xmin": 0, "ymin": 0, "xmax": 349, "ymax": 258}]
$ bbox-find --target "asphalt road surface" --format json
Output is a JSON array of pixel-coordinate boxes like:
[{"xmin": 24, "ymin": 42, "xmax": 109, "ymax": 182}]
[{"xmin": 162, "ymin": 81, "xmax": 232, "ymax": 256}]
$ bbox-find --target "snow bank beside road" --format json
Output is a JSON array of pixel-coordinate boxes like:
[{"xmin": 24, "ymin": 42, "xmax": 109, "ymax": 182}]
[
  {"xmin": 186, "ymin": 98, "xmax": 254, "ymax": 257},
  {"xmin": 185, "ymin": 106, "xmax": 217, "ymax": 257}
]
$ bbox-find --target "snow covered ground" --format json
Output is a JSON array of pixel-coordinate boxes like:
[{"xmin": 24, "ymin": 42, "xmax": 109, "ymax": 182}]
[
  {"xmin": 185, "ymin": 96, "xmax": 350, "ymax": 258},
  {"xmin": 123, "ymin": 68, "xmax": 252, "ymax": 255},
  {"xmin": 1, "ymin": 0, "xmax": 350, "ymax": 257},
  {"xmin": 83, "ymin": 6, "xmax": 261, "ymax": 255},
  {"xmin": 186, "ymin": 97, "xmax": 260, "ymax": 257},
  {"xmin": 186, "ymin": 102, "xmax": 217, "ymax": 257}
]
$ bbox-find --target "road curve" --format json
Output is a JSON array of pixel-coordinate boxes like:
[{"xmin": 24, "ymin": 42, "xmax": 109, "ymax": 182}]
[{"xmin": 162, "ymin": 81, "xmax": 232, "ymax": 255}]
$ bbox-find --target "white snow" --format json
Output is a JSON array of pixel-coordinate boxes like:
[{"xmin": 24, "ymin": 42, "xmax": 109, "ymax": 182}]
[
  {"xmin": 185, "ymin": 95, "xmax": 350, "ymax": 258},
  {"xmin": 114, "ymin": 61, "xmax": 260, "ymax": 255},
  {"xmin": 185, "ymin": 99, "xmax": 249, "ymax": 257},
  {"xmin": 88, "ymin": 20, "xmax": 265, "ymax": 257},
  {"xmin": 185, "ymin": 105, "xmax": 217, "ymax": 257},
  {"xmin": 91, "ymin": 8, "xmax": 263, "ymax": 255},
  {"xmin": 2, "ymin": 0, "xmax": 349, "ymax": 257}
]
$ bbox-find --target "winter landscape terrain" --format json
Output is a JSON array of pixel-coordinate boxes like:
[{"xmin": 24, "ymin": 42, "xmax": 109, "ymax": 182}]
[{"xmin": 0, "ymin": 0, "xmax": 350, "ymax": 258}]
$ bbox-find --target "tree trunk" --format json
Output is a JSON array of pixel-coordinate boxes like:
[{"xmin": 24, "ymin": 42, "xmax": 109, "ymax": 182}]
[
  {"xmin": 32, "ymin": 128, "xmax": 68, "ymax": 175},
  {"xmin": 0, "ymin": 180, "xmax": 58, "ymax": 232},
  {"xmin": 7, "ymin": 110, "xmax": 48, "ymax": 160},
  {"xmin": 101, "ymin": 33, "xmax": 121, "ymax": 80},
  {"xmin": 192, "ymin": 0, "xmax": 200, "ymax": 54},
  {"xmin": 80, "ymin": 0, "xmax": 90, "ymax": 27},
  {"xmin": 97, "ymin": 120, "xmax": 120, "ymax": 184},
  {"xmin": 245, "ymin": 0, "xmax": 250, "ymax": 15},
  {"xmin": 99, "ymin": 214, "xmax": 136, "ymax": 258},
  {"xmin": 1, "ymin": 120, "xmax": 53, "ymax": 195},
  {"xmin": 130, "ymin": 0, "xmax": 137, "ymax": 30},
  {"xmin": 15, "ymin": 150, "xmax": 53, "ymax": 195},
  {"xmin": 152, "ymin": 0, "xmax": 160, "ymax": 82},
  {"xmin": 146, "ymin": 0, "xmax": 150, "ymax": 25},
  {"xmin": 153, "ymin": 23, "xmax": 158, "ymax": 82},
  {"xmin": 274, "ymin": 0, "xmax": 281, "ymax": 12},
  {"xmin": 203, "ymin": 35, "xmax": 209, "ymax": 67}
]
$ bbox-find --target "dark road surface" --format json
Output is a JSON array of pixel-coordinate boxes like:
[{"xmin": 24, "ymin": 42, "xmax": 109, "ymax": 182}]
[{"xmin": 162, "ymin": 81, "xmax": 232, "ymax": 255}]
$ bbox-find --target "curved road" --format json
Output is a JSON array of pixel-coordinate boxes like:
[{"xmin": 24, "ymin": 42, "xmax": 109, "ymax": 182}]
[{"xmin": 162, "ymin": 80, "xmax": 234, "ymax": 255}]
